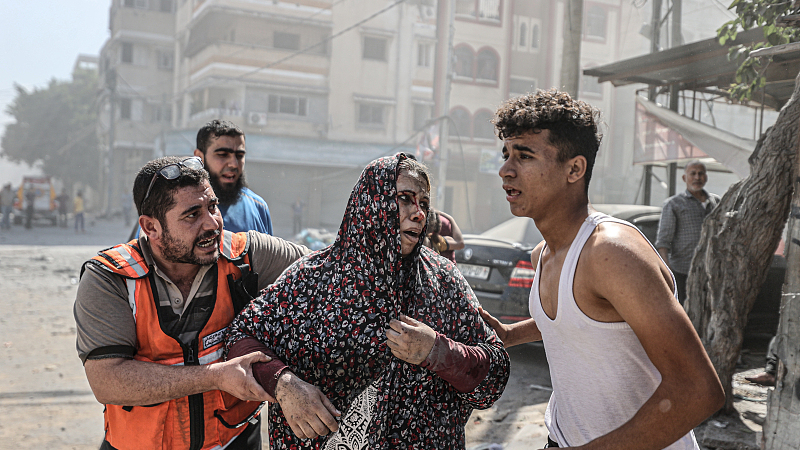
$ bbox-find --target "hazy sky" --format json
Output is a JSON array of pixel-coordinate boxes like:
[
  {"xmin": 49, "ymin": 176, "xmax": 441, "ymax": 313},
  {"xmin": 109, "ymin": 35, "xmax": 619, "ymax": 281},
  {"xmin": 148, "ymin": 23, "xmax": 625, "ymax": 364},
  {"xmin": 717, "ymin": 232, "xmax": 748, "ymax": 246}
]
[{"xmin": 0, "ymin": 0, "xmax": 109, "ymax": 184}]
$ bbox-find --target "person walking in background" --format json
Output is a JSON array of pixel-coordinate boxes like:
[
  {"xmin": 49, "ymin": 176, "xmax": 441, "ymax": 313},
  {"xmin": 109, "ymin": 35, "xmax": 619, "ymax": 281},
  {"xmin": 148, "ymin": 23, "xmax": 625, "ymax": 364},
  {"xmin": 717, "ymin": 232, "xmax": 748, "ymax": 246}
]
[
  {"xmin": 120, "ymin": 192, "xmax": 133, "ymax": 226},
  {"xmin": 73, "ymin": 191, "xmax": 85, "ymax": 233},
  {"xmin": 655, "ymin": 160, "xmax": 720, "ymax": 305},
  {"xmin": 424, "ymin": 209, "xmax": 465, "ymax": 264},
  {"xmin": 746, "ymin": 336, "xmax": 778, "ymax": 386},
  {"xmin": 291, "ymin": 198, "xmax": 304, "ymax": 235},
  {"xmin": 57, "ymin": 188, "xmax": 70, "ymax": 228},
  {"xmin": 1, "ymin": 183, "xmax": 14, "ymax": 230},
  {"xmin": 193, "ymin": 120, "xmax": 273, "ymax": 234},
  {"xmin": 480, "ymin": 90, "xmax": 723, "ymax": 448},
  {"xmin": 24, "ymin": 185, "xmax": 35, "ymax": 229}
]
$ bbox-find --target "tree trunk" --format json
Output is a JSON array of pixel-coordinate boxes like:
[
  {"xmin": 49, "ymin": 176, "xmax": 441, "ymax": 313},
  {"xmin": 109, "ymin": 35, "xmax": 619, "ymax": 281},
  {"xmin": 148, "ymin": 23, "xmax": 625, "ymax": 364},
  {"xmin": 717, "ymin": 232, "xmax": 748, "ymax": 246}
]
[
  {"xmin": 763, "ymin": 97, "xmax": 800, "ymax": 448},
  {"xmin": 684, "ymin": 71, "xmax": 800, "ymax": 415}
]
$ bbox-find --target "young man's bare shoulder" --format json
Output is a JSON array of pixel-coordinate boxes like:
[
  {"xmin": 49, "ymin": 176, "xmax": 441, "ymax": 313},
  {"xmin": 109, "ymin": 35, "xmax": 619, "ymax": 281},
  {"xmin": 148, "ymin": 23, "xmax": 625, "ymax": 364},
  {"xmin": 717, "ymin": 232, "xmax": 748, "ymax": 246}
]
[{"xmin": 582, "ymin": 221, "xmax": 661, "ymax": 273}]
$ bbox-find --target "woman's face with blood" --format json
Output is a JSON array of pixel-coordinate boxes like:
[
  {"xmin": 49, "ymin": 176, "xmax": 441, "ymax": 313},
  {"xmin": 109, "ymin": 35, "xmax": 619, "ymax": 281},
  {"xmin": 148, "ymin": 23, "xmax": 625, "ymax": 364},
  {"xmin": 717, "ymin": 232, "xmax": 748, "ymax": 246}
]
[{"xmin": 396, "ymin": 172, "xmax": 430, "ymax": 256}]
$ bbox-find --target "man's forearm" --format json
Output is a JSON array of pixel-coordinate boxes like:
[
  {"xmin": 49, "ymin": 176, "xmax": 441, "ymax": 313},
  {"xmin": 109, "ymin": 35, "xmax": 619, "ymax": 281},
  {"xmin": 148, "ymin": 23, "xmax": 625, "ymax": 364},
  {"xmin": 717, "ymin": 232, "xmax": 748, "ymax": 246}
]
[
  {"xmin": 85, "ymin": 354, "xmax": 270, "ymax": 406},
  {"xmin": 85, "ymin": 358, "xmax": 223, "ymax": 406}
]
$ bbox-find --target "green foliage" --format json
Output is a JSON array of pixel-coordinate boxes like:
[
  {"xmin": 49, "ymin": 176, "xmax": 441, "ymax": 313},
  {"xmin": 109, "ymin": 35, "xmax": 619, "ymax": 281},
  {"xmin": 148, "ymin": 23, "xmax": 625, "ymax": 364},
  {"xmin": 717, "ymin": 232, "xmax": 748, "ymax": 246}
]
[
  {"xmin": 717, "ymin": 0, "xmax": 800, "ymax": 101},
  {"xmin": 1, "ymin": 68, "xmax": 101, "ymax": 189}
]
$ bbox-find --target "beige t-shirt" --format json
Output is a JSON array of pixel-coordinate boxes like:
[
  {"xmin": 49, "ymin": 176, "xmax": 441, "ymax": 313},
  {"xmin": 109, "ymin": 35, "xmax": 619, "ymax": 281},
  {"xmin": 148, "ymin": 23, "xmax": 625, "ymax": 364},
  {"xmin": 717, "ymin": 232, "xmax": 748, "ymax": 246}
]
[{"xmin": 73, "ymin": 231, "xmax": 310, "ymax": 363}]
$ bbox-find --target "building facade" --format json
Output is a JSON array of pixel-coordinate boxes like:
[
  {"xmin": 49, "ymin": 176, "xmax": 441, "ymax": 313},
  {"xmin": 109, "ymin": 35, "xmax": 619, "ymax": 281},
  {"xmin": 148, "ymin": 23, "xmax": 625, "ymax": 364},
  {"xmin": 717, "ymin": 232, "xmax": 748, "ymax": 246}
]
[{"xmin": 98, "ymin": 0, "xmax": 647, "ymax": 235}]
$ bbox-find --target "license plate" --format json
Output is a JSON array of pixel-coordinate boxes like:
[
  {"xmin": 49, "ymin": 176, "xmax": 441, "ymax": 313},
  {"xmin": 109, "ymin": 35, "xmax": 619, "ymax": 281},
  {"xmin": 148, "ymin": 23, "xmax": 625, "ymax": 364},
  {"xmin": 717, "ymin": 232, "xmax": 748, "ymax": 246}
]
[{"xmin": 459, "ymin": 263, "xmax": 490, "ymax": 280}]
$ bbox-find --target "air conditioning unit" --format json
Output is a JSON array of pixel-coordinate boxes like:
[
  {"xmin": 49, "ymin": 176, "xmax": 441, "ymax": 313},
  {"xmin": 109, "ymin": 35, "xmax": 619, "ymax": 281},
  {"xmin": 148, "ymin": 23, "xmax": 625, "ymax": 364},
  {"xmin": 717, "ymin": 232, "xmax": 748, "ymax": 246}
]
[{"xmin": 248, "ymin": 112, "xmax": 267, "ymax": 126}]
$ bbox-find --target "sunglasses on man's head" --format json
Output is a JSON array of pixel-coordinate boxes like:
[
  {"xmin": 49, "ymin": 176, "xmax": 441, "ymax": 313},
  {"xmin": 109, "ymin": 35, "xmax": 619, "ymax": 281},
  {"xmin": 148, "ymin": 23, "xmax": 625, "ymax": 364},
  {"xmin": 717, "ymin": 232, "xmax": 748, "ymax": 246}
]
[{"xmin": 143, "ymin": 156, "xmax": 204, "ymax": 205}]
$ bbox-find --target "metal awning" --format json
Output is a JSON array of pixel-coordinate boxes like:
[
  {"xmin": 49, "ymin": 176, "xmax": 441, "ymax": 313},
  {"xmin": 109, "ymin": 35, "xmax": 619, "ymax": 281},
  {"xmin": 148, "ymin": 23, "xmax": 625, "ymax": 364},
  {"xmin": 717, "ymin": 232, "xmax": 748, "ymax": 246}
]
[
  {"xmin": 635, "ymin": 96, "xmax": 755, "ymax": 178},
  {"xmin": 584, "ymin": 27, "xmax": 800, "ymax": 110}
]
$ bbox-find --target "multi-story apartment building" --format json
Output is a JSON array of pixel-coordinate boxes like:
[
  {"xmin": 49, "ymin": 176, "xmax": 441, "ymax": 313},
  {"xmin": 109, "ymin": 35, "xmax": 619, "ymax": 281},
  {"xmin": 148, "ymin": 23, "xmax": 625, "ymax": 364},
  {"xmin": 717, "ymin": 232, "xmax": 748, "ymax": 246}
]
[
  {"xmin": 98, "ymin": 0, "xmax": 176, "ymax": 213},
  {"xmin": 97, "ymin": 0, "xmax": 646, "ymax": 235},
  {"xmin": 460, "ymin": 0, "xmax": 649, "ymax": 230}
]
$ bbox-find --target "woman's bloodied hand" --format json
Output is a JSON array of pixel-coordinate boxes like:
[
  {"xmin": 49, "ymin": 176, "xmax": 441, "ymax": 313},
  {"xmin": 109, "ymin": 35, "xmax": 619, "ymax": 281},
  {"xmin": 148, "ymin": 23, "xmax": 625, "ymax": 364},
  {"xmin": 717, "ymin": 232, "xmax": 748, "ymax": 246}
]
[
  {"xmin": 385, "ymin": 314, "xmax": 437, "ymax": 365},
  {"xmin": 274, "ymin": 370, "xmax": 341, "ymax": 439}
]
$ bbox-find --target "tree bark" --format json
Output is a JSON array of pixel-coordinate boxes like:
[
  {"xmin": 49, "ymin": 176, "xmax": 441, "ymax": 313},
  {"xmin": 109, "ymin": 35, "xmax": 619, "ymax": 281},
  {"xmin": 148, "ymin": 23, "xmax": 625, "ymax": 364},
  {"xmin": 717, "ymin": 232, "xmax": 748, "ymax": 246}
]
[
  {"xmin": 684, "ymin": 71, "xmax": 800, "ymax": 415},
  {"xmin": 763, "ymin": 89, "xmax": 800, "ymax": 449}
]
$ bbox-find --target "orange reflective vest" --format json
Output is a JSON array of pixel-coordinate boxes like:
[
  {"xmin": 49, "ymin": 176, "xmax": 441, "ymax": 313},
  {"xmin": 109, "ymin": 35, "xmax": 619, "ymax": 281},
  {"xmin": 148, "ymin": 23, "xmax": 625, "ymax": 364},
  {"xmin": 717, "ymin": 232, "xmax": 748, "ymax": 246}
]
[{"xmin": 90, "ymin": 231, "xmax": 261, "ymax": 450}]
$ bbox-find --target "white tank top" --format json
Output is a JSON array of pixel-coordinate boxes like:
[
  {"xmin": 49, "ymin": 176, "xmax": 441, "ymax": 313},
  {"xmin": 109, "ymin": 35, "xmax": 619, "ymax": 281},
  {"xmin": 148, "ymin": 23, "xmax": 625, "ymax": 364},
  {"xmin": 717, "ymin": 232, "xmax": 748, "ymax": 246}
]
[{"xmin": 530, "ymin": 212, "xmax": 698, "ymax": 449}]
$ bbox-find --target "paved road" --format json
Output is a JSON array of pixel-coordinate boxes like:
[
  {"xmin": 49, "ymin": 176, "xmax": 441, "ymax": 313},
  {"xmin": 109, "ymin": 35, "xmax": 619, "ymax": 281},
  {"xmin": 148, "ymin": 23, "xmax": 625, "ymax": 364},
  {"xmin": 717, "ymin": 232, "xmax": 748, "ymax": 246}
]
[
  {"xmin": 0, "ymin": 217, "xmax": 554, "ymax": 449},
  {"xmin": 0, "ymin": 245, "xmax": 107, "ymax": 449}
]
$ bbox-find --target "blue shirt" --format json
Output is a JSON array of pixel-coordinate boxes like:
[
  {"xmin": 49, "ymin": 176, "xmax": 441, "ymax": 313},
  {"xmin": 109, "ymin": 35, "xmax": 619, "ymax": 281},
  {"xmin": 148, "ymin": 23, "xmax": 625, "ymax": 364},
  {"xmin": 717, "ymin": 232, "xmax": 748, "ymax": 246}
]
[{"xmin": 219, "ymin": 187, "xmax": 273, "ymax": 235}]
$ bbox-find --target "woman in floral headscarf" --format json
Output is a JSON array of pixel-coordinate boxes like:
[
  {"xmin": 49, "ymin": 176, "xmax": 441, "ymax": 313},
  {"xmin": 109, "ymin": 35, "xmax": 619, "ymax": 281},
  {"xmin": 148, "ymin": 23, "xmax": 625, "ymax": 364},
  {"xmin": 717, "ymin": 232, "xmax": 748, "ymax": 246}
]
[{"xmin": 225, "ymin": 153, "xmax": 509, "ymax": 450}]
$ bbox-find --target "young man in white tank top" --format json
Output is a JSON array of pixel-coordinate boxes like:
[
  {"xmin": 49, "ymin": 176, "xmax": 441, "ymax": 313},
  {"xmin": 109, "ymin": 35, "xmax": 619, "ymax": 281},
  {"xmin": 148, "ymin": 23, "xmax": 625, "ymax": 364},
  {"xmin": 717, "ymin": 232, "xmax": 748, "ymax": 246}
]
[{"xmin": 480, "ymin": 90, "xmax": 724, "ymax": 449}]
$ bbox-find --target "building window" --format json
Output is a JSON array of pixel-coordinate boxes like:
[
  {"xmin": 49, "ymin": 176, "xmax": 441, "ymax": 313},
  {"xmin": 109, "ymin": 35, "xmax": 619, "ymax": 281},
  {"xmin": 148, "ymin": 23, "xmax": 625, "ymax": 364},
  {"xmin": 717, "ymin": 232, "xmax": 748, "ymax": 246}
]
[
  {"xmin": 453, "ymin": 46, "xmax": 474, "ymax": 78},
  {"xmin": 509, "ymin": 77, "xmax": 537, "ymax": 97},
  {"xmin": 448, "ymin": 108, "xmax": 471, "ymax": 138},
  {"xmin": 363, "ymin": 36, "xmax": 388, "ymax": 61},
  {"xmin": 478, "ymin": 0, "xmax": 501, "ymax": 21},
  {"xmin": 157, "ymin": 50, "xmax": 174, "ymax": 70},
  {"xmin": 358, "ymin": 104, "xmax": 385, "ymax": 126},
  {"xmin": 417, "ymin": 42, "xmax": 432, "ymax": 68},
  {"xmin": 515, "ymin": 17, "xmax": 540, "ymax": 52},
  {"xmin": 121, "ymin": 42, "xmax": 133, "ymax": 64},
  {"xmin": 274, "ymin": 32, "xmax": 301, "ymax": 51},
  {"xmin": 159, "ymin": 0, "xmax": 173, "ymax": 12},
  {"xmin": 456, "ymin": 0, "xmax": 501, "ymax": 21},
  {"xmin": 473, "ymin": 110, "xmax": 495, "ymax": 140},
  {"xmin": 124, "ymin": 0, "xmax": 148, "ymax": 8},
  {"xmin": 455, "ymin": 0, "xmax": 477, "ymax": 18},
  {"xmin": 585, "ymin": 5, "xmax": 607, "ymax": 40},
  {"xmin": 120, "ymin": 98, "xmax": 132, "ymax": 120},
  {"xmin": 268, "ymin": 94, "xmax": 307, "ymax": 116},
  {"xmin": 476, "ymin": 48, "xmax": 498, "ymax": 81},
  {"xmin": 121, "ymin": 99, "xmax": 144, "ymax": 121}
]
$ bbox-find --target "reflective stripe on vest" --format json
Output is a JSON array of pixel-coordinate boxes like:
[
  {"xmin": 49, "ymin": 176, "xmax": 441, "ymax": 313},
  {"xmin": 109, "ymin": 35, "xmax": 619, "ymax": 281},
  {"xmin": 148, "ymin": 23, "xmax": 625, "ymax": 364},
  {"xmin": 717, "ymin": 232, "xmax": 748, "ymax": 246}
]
[{"xmin": 126, "ymin": 278, "xmax": 137, "ymax": 322}]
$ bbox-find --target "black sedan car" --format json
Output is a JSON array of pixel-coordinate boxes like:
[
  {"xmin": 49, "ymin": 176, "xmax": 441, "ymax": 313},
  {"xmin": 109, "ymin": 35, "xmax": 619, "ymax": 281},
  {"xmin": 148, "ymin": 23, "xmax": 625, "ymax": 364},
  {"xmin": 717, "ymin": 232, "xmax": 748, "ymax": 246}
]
[{"xmin": 455, "ymin": 204, "xmax": 784, "ymax": 337}]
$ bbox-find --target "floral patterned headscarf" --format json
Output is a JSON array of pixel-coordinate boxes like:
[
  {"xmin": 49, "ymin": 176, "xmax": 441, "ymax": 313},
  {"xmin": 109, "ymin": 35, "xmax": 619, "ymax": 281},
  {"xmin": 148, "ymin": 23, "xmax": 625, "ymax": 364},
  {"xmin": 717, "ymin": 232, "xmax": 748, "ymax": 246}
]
[{"xmin": 226, "ymin": 153, "xmax": 508, "ymax": 449}]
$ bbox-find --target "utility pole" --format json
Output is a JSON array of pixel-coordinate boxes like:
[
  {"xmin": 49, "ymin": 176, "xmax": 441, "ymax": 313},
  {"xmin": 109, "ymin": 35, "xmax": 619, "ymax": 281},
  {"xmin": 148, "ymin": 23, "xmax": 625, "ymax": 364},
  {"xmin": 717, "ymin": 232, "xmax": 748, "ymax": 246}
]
[
  {"xmin": 560, "ymin": 0, "xmax": 584, "ymax": 97},
  {"xmin": 106, "ymin": 68, "xmax": 117, "ymax": 216},
  {"xmin": 433, "ymin": 0, "xmax": 455, "ymax": 209},
  {"xmin": 643, "ymin": 0, "xmax": 663, "ymax": 205},
  {"xmin": 667, "ymin": 0, "xmax": 682, "ymax": 196}
]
